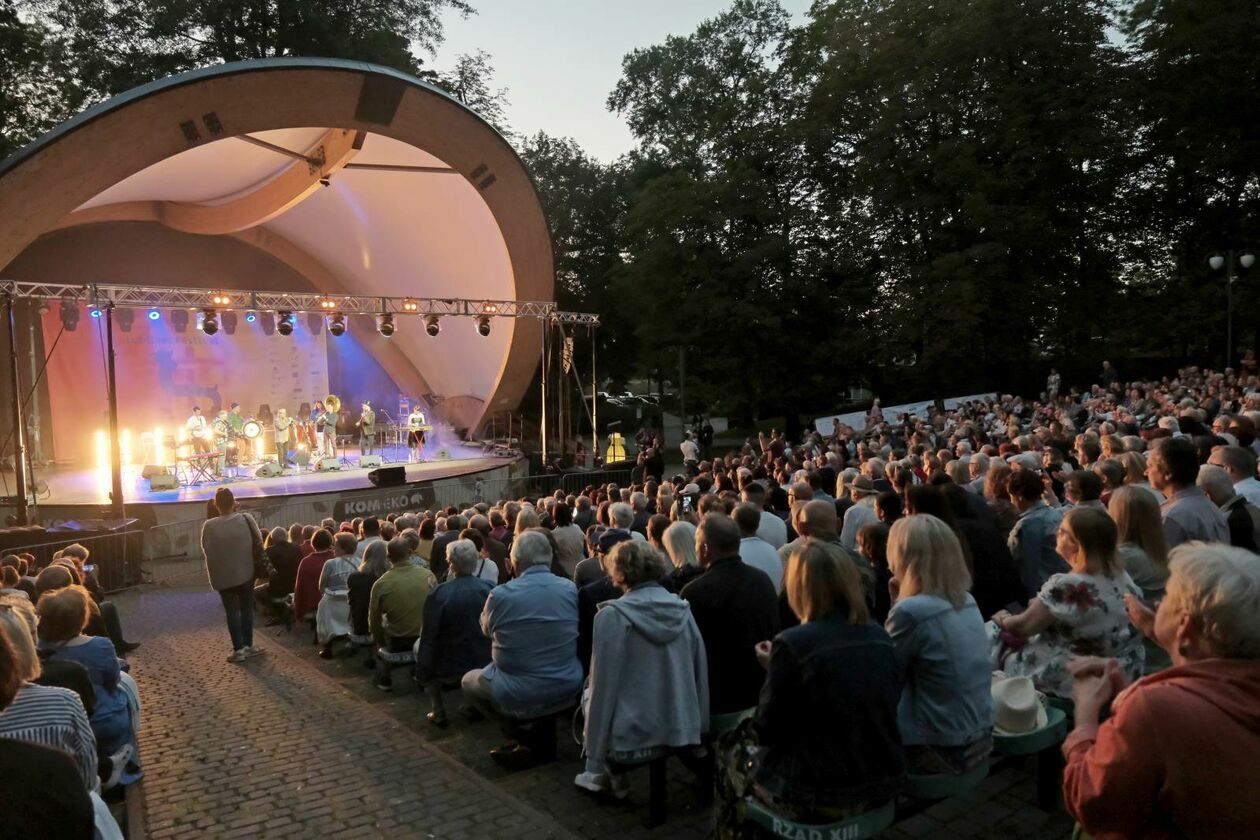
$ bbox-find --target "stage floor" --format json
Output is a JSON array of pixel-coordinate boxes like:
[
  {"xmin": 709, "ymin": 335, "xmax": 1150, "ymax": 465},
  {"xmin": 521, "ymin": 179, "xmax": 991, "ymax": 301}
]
[{"xmin": 32, "ymin": 448, "xmax": 510, "ymax": 507}]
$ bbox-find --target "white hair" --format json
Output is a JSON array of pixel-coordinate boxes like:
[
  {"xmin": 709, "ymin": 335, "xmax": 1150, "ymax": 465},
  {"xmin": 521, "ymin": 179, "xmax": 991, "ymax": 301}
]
[
  {"xmin": 447, "ymin": 539, "xmax": 480, "ymax": 575},
  {"xmin": 1166, "ymin": 542, "xmax": 1260, "ymax": 659},
  {"xmin": 662, "ymin": 521, "xmax": 699, "ymax": 570},
  {"xmin": 610, "ymin": 502, "xmax": 634, "ymax": 529},
  {"xmin": 511, "ymin": 530, "xmax": 553, "ymax": 570}
]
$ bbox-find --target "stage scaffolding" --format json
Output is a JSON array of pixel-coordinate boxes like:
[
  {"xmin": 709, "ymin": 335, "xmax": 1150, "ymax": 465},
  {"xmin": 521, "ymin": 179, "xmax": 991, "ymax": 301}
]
[{"xmin": 0, "ymin": 281, "xmax": 599, "ymax": 524}]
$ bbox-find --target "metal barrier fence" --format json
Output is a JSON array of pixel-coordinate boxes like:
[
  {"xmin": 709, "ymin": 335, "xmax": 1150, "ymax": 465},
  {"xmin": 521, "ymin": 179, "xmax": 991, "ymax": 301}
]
[{"xmin": 1, "ymin": 468, "xmax": 634, "ymax": 591}]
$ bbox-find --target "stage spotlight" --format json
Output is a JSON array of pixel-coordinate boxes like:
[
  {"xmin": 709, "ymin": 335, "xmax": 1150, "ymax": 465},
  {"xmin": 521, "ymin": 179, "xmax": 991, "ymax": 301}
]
[
  {"xmin": 376, "ymin": 313, "xmax": 395, "ymax": 337},
  {"xmin": 475, "ymin": 314, "xmax": 491, "ymax": 337},
  {"xmin": 260, "ymin": 312, "xmax": 275, "ymax": 336},
  {"xmin": 199, "ymin": 309, "xmax": 219, "ymax": 336},
  {"xmin": 171, "ymin": 309, "xmax": 189, "ymax": 333},
  {"xmin": 211, "ymin": 291, "xmax": 232, "ymax": 306},
  {"xmin": 319, "ymin": 297, "xmax": 336, "ymax": 311},
  {"xmin": 245, "ymin": 311, "xmax": 257, "ymax": 323},
  {"xmin": 59, "ymin": 296, "xmax": 79, "ymax": 331},
  {"xmin": 221, "ymin": 311, "xmax": 238, "ymax": 335},
  {"xmin": 37, "ymin": 300, "xmax": 50, "ymax": 316},
  {"xmin": 327, "ymin": 314, "xmax": 347, "ymax": 337},
  {"xmin": 307, "ymin": 313, "xmax": 323, "ymax": 335},
  {"xmin": 425, "ymin": 315, "xmax": 441, "ymax": 337},
  {"xmin": 276, "ymin": 311, "xmax": 294, "ymax": 336},
  {"xmin": 89, "ymin": 306, "xmax": 102, "ymax": 319},
  {"xmin": 402, "ymin": 298, "xmax": 420, "ymax": 313},
  {"xmin": 147, "ymin": 309, "xmax": 161, "ymax": 321},
  {"xmin": 116, "ymin": 308, "xmax": 135, "ymax": 332}
]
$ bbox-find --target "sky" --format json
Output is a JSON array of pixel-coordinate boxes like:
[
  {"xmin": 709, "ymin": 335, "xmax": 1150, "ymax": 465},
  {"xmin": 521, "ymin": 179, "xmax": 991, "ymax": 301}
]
[{"xmin": 432, "ymin": 0, "xmax": 812, "ymax": 161}]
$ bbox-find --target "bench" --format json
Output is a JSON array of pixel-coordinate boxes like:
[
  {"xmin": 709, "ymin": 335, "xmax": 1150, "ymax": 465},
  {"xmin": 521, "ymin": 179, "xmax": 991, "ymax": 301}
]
[
  {"xmin": 904, "ymin": 757, "xmax": 990, "ymax": 800},
  {"xmin": 992, "ymin": 705, "xmax": 1069, "ymax": 810},
  {"xmin": 743, "ymin": 797, "xmax": 896, "ymax": 840},
  {"xmin": 608, "ymin": 745, "xmax": 674, "ymax": 827}
]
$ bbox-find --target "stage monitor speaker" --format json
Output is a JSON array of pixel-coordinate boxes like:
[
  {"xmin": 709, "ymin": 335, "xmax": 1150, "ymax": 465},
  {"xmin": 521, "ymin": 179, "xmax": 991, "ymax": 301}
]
[
  {"xmin": 318, "ymin": 458, "xmax": 341, "ymax": 472},
  {"xmin": 141, "ymin": 465, "xmax": 169, "ymax": 479},
  {"xmin": 368, "ymin": 466, "xmax": 406, "ymax": 487},
  {"xmin": 293, "ymin": 449, "xmax": 311, "ymax": 467},
  {"xmin": 359, "ymin": 455, "xmax": 383, "ymax": 469},
  {"xmin": 148, "ymin": 474, "xmax": 179, "ymax": 490},
  {"xmin": 434, "ymin": 448, "xmax": 451, "ymax": 461},
  {"xmin": 255, "ymin": 462, "xmax": 283, "ymax": 479}
]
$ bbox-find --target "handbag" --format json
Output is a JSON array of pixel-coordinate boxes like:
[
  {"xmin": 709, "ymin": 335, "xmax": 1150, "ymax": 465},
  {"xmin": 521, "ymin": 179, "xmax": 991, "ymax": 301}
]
[{"xmin": 246, "ymin": 516, "xmax": 271, "ymax": 580}]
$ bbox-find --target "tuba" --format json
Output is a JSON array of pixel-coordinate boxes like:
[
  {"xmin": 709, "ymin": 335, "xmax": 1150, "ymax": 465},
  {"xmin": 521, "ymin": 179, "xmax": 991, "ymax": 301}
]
[{"xmin": 324, "ymin": 394, "xmax": 341, "ymax": 414}]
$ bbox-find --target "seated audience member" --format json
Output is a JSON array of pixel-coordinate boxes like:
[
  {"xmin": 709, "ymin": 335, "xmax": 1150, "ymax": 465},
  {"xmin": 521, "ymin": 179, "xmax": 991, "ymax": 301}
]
[
  {"xmin": 256, "ymin": 526, "xmax": 303, "ymax": 622},
  {"xmin": 576, "ymin": 545, "xmax": 622, "ymax": 676},
  {"xmin": 2, "ymin": 555, "xmax": 35, "ymax": 599},
  {"xmin": 735, "ymin": 503, "xmax": 784, "ymax": 593},
  {"xmin": 0, "ymin": 620, "xmax": 95, "ymax": 836},
  {"xmin": 939, "ymin": 483, "xmax": 1024, "ymax": 620},
  {"xmin": 0, "ymin": 600, "xmax": 99, "ymax": 792},
  {"xmin": 990, "ymin": 508, "xmax": 1144, "ymax": 698},
  {"xmin": 316, "ymin": 533, "xmax": 360, "ymax": 658},
  {"xmin": 1108, "ymin": 485, "xmax": 1170, "ymax": 602},
  {"xmin": 681, "ymin": 514, "xmax": 779, "ymax": 714},
  {"xmin": 1, "ymin": 565, "xmax": 27, "ymax": 600},
  {"xmin": 660, "ymin": 521, "xmax": 703, "ymax": 593},
  {"xmin": 886, "ymin": 515, "xmax": 992, "ymax": 774},
  {"xmin": 355, "ymin": 516, "xmax": 382, "ymax": 558},
  {"xmin": 574, "ymin": 528, "xmax": 629, "ymax": 589},
  {"xmin": 550, "ymin": 503, "xmax": 586, "ymax": 578},
  {"xmin": 416, "ymin": 540, "xmax": 493, "ymax": 727},
  {"xmin": 743, "ymin": 481, "xmax": 787, "ymax": 549},
  {"xmin": 456, "ymin": 528, "xmax": 500, "ymax": 585},
  {"xmin": 715, "ymin": 540, "xmax": 904, "ymax": 831},
  {"xmin": 414, "ymin": 518, "xmax": 436, "ymax": 563},
  {"xmin": 1197, "ymin": 464, "xmax": 1260, "ymax": 552},
  {"xmin": 575, "ymin": 541, "xmax": 709, "ymax": 797},
  {"xmin": 348, "ymin": 540, "xmax": 391, "ymax": 644},
  {"xmin": 469, "ymin": 514, "xmax": 509, "ymax": 583},
  {"xmin": 368, "ymin": 537, "xmax": 437, "ymax": 691},
  {"xmin": 57, "ymin": 543, "xmax": 139, "ymax": 654},
  {"xmin": 462, "ymin": 530, "xmax": 583, "ymax": 769},
  {"xmin": 1063, "ymin": 470, "xmax": 1106, "ymax": 511},
  {"xmin": 1006, "ymin": 468, "xmax": 1069, "ymax": 598},
  {"xmin": 795, "ymin": 500, "xmax": 874, "ymax": 604},
  {"xmin": 839, "ymin": 475, "xmax": 879, "ymax": 549},
  {"xmin": 646, "ymin": 513, "xmax": 670, "ymax": 554},
  {"xmin": 1206, "ymin": 444, "xmax": 1260, "ymax": 507},
  {"xmin": 856, "ymin": 523, "xmax": 893, "ymax": 624},
  {"xmin": 431, "ymin": 514, "xmax": 467, "ymax": 581},
  {"xmin": 292, "ymin": 528, "xmax": 334, "ymax": 627},
  {"xmin": 1146, "ymin": 437, "xmax": 1229, "ymax": 547},
  {"xmin": 1063, "ymin": 543, "xmax": 1260, "ymax": 838},
  {"xmin": 36, "ymin": 586, "xmax": 135, "ymax": 756}
]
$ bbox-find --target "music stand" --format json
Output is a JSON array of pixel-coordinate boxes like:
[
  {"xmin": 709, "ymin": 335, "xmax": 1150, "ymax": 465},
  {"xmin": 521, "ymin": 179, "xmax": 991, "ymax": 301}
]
[
  {"xmin": 376, "ymin": 410, "xmax": 395, "ymax": 463},
  {"xmin": 338, "ymin": 434, "xmax": 354, "ymax": 468}
]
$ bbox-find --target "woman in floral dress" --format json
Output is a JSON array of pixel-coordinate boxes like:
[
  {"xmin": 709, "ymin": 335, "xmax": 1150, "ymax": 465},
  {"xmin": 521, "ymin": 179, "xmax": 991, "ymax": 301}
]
[{"xmin": 989, "ymin": 507, "xmax": 1144, "ymax": 698}]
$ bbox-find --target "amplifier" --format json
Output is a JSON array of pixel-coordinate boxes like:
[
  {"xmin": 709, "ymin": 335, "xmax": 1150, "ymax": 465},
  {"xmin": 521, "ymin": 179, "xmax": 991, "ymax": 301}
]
[{"xmin": 359, "ymin": 455, "xmax": 383, "ymax": 469}]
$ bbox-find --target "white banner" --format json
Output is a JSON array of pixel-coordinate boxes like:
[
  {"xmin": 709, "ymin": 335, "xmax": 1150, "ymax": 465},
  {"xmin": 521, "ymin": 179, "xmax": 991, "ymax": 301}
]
[{"xmin": 813, "ymin": 392, "xmax": 997, "ymax": 436}]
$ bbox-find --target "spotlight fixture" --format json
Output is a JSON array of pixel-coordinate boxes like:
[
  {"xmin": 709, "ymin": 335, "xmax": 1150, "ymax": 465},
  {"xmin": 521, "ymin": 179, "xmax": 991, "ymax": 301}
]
[
  {"xmin": 59, "ymin": 295, "xmax": 79, "ymax": 331},
  {"xmin": 376, "ymin": 313, "xmax": 395, "ymax": 337},
  {"xmin": 276, "ymin": 311, "xmax": 295, "ymax": 336},
  {"xmin": 319, "ymin": 176, "xmax": 331, "ymax": 188},
  {"xmin": 211, "ymin": 292, "xmax": 232, "ymax": 306},
  {"xmin": 147, "ymin": 309, "xmax": 161, "ymax": 321},
  {"xmin": 37, "ymin": 301, "xmax": 50, "ymax": 316},
  {"xmin": 171, "ymin": 309, "xmax": 189, "ymax": 333},
  {"xmin": 89, "ymin": 306, "xmax": 102, "ymax": 319},
  {"xmin": 245, "ymin": 311, "xmax": 257, "ymax": 323},
  {"xmin": 116, "ymin": 308, "xmax": 135, "ymax": 332},
  {"xmin": 199, "ymin": 308, "xmax": 219, "ymax": 336},
  {"xmin": 221, "ymin": 311, "xmax": 239, "ymax": 335},
  {"xmin": 306, "ymin": 313, "xmax": 323, "ymax": 335},
  {"xmin": 402, "ymin": 298, "xmax": 420, "ymax": 313},
  {"xmin": 260, "ymin": 312, "xmax": 275, "ymax": 336},
  {"xmin": 327, "ymin": 314, "xmax": 347, "ymax": 337},
  {"xmin": 319, "ymin": 298, "xmax": 337, "ymax": 311},
  {"xmin": 425, "ymin": 315, "xmax": 441, "ymax": 337},
  {"xmin": 475, "ymin": 314, "xmax": 491, "ymax": 337},
  {"xmin": 483, "ymin": 303, "xmax": 499, "ymax": 314}
]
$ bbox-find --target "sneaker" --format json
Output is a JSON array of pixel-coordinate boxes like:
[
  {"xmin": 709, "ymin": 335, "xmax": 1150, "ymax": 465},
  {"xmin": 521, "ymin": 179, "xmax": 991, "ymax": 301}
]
[
  {"xmin": 226, "ymin": 649, "xmax": 248, "ymax": 663},
  {"xmin": 374, "ymin": 679, "xmax": 393, "ymax": 692},
  {"xmin": 573, "ymin": 771, "xmax": 608, "ymax": 794},
  {"xmin": 243, "ymin": 645, "xmax": 264, "ymax": 658},
  {"xmin": 607, "ymin": 772, "xmax": 630, "ymax": 800}
]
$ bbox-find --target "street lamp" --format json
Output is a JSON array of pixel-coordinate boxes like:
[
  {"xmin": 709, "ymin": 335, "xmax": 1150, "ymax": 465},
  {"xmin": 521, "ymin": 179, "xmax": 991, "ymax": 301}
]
[{"xmin": 1208, "ymin": 249, "xmax": 1256, "ymax": 368}]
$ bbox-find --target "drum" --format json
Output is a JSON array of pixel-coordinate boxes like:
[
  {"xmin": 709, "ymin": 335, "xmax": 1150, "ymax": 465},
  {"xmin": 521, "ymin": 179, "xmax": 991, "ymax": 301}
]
[{"xmin": 243, "ymin": 419, "xmax": 263, "ymax": 439}]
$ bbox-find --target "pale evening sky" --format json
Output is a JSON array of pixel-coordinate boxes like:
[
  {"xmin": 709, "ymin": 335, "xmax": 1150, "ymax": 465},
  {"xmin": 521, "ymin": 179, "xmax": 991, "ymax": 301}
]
[{"xmin": 432, "ymin": 0, "xmax": 812, "ymax": 161}]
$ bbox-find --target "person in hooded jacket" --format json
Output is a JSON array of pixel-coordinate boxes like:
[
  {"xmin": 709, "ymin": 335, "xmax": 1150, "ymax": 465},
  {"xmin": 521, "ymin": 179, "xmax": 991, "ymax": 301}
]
[
  {"xmin": 1063, "ymin": 542, "xmax": 1260, "ymax": 839},
  {"xmin": 574, "ymin": 540, "xmax": 708, "ymax": 798}
]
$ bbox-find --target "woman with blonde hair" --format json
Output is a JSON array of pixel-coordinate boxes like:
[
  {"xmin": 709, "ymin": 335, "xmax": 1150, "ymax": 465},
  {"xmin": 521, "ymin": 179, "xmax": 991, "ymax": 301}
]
[
  {"xmin": 886, "ymin": 515, "xmax": 992, "ymax": 774},
  {"xmin": 990, "ymin": 507, "xmax": 1144, "ymax": 697},
  {"xmin": 1063, "ymin": 543, "xmax": 1260, "ymax": 837},
  {"xmin": 660, "ymin": 520, "xmax": 702, "ymax": 592},
  {"xmin": 1117, "ymin": 451, "xmax": 1161, "ymax": 499},
  {"xmin": 714, "ymin": 540, "xmax": 903, "ymax": 831},
  {"xmin": 1108, "ymin": 486, "xmax": 1169, "ymax": 602}
]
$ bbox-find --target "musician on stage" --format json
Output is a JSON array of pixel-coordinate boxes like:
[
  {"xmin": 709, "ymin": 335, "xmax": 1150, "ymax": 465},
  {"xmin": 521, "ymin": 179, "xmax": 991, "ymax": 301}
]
[
  {"xmin": 213, "ymin": 408, "xmax": 233, "ymax": 478},
  {"xmin": 320, "ymin": 402, "xmax": 339, "ymax": 458},
  {"xmin": 407, "ymin": 405, "xmax": 427, "ymax": 463},
  {"xmin": 185, "ymin": 405, "xmax": 211, "ymax": 455},
  {"xmin": 312, "ymin": 400, "xmax": 326, "ymax": 457},
  {"xmin": 358, "ymin": 401, "xmax": 376, "ymax": 456},
  {"xmin": 274, "ymin": 408, "xmax": 294, "ymax": 469},
  {"xmin": 228, "ymin": 403, "xmax": 245, "ymax": 438}
]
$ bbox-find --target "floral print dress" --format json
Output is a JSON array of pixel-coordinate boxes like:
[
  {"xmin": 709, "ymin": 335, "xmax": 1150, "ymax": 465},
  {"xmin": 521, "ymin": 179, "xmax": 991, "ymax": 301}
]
[{"xmin": 1001, "ymin": 571, "xmax": 1145, "ymax": 697}]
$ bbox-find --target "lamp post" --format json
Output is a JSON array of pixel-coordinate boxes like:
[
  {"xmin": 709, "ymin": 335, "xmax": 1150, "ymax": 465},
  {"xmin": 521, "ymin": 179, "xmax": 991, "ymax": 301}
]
[{"xmin": 1208, "ymin": 249, "xmax": 1256, "ymax": 368}]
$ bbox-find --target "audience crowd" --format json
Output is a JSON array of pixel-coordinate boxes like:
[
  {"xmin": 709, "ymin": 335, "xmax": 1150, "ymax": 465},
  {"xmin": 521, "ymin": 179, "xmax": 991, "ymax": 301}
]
[{"xmin": 5, "ymin": 363, "xmax": 1260, "ymax": 837}]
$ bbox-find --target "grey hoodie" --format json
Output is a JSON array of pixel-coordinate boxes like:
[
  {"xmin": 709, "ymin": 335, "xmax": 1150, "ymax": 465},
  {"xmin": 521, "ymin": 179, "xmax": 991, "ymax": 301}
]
[{"xmin": 582, "ymin": 582, "xmax": 709, "ymax": 772}]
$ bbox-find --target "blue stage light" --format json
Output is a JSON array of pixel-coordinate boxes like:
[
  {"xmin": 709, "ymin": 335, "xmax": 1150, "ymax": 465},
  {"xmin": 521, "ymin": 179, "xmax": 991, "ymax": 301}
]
[
  {"xmin": 245, "ymin": 311, "xmax": 257, "ymax": 323},
  {"xmin": 148, "ymin": 309, "xmax": 161, "ymax": 321},
  {"xmin": 90, "ymin": 307, "xmax": 102, "ymax": 318}
]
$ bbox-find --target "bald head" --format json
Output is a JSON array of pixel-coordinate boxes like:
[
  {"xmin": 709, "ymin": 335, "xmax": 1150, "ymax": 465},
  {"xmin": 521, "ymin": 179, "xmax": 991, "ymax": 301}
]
[
  {"xmin": 798, "ymin": 500, "xmax": 838, "ymax": 540},
  {"xmin": 696, "ymin": 513, "xmax": 741, "ymax": 567}
]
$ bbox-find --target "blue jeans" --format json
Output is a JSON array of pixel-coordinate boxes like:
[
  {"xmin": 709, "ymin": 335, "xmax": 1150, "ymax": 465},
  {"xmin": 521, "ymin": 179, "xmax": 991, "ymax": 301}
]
[{"xmin": 218, "ymin": 580, "xmax": 254, "ymax": 651}]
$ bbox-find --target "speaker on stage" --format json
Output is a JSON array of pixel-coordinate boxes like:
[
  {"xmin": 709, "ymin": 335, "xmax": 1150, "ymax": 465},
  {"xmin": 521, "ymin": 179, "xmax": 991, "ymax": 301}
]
[
  {"xmin": 368, "ymin": 466, "xmax": 406, "ymax": 487},
  {"xmin": 255, "ymin": 462, "xmax": 283, "ymax": 479},
  {"xmin": 359, "ymin": 455, "xmax": 383, "ymax": 469},
  {"xmin": 141, "ymin": 464, "xmax": 169, "ymax": 479},
  {"xmin": 318, "ymin": 458, "xmax": 341, "ymax": 472},
  {"xmin": 148, "ymin": 474, "xmax": 179, "ymax": 490},
  {"xmin": 434, "ymin": 448, "xmax": 451, "ymax": 461}
]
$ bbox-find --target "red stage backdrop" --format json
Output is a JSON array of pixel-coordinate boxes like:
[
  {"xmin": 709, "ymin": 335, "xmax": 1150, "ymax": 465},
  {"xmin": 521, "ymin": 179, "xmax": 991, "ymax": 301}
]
[{"xmin": 42, "ymin": 311, "xmax": 329, "ymax": 465}]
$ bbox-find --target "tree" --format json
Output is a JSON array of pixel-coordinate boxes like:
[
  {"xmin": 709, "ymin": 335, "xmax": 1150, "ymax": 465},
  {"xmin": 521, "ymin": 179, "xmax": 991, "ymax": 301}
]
[
  {"xmin": 430, "ymin": 50, "xmax": 512, "ymax": 139},
  {"xmin": 0, "ymin": 0, "xmax": 85, "ymax": 158}
]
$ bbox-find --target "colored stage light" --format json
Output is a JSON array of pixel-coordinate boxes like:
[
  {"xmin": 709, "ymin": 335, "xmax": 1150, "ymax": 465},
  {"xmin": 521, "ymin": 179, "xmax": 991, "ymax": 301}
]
[
  {"xmin": 199, "ymin": 309, "xmax": 219, "ymax": 335},
  {"xmin": 475, "ymin": 314, "xmax": 491, "ymax": 337},
  {"xmin": 148, "ymin": 309, "xmax": 161, "ymax": 321},
  {"xmin": 425, "ymin": 315, "xmax": 441, "ymax": 337},
  {"xmin": 328, "ymin": 314, "xmax": 347, "ymax": 337},
  {"xmin": 211, "ymin": 292, "xmax": 232, "ymax": 306},
  {"xmin": 276, "ymin": 312, "xmax": 294, "ymax": 336},
  {"xmin": 245, "ymin": 311, "xmax": 257, "ymax": 323},
  {"xmin": 90, "ymin": 307, "xmax": 102, "ymax": 319},
  {"xmin": 319, "ymin": 298, "xmax": 337, "ymax": 310},
  {"xmin": 402, "ymin": 299, "xmax": 419, "ymax": 312}
]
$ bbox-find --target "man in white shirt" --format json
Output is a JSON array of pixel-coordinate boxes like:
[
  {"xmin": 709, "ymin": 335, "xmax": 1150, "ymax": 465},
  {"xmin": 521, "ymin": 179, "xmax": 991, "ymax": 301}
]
[
  {"xmin": 185, "ymin": 405, "xmax": 211, "ymax": 454},
  {"xmin": 742, "ymin": 481, "xmax": 786, "ymax": 548},
  {"xmin": 1208, "ymin": 445, "xmax": 1260, "ymax": 508},
  {"xmin": 734, "ymin": 504, "xmax": 783, "ymax": 593},
  {"xmin": 680, "ymin": 433, "xmax": 700, "ymax": 471},
  {"xmin": 839, "ymin": 475, "xmax": 879, "ymax": 549}
]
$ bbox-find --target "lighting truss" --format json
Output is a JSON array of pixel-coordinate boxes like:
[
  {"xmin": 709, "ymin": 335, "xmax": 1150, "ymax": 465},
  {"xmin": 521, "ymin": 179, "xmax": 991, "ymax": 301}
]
[{"xmin": 1, "ymin": 281, "xmax": 600, "ymax": 326}]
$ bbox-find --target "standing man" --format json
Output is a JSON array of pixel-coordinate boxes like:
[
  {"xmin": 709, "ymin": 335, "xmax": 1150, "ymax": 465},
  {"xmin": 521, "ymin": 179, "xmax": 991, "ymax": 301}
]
[
  {"xmin": 227, "ymin": 402, "xmax": 245, "ymax": 438},
  {"xmin": 273, "ymin": 408, "xmax": 294, "ymax": 468},
  {"xmin": 680, "ymin": 432, "xmax": 700, "ymax": 475},
  {"xmin": 212, "ymin": 409, "xmax": 233, "ymax": 478},
  {"xmin": 185, "ymin": 406, "xmax": 211, "ymax": 455},
  {"xmin": 1098, "ymin": 360, "xmax": 1118, "ymax": 390},
  {"xmin": 407, "ymin": 405, "xmax": 428, "ymax": 463},
  {"xmin": 321, "ymin": 402, "xmax": 339, "ymax": 459},
  {"xmin": 359, "ymin": 401, "xmax": 377, "ymax": 457},
  {"xmin": 1047, "ymin": 368, "xmax": 1061, "ymax": 400}
]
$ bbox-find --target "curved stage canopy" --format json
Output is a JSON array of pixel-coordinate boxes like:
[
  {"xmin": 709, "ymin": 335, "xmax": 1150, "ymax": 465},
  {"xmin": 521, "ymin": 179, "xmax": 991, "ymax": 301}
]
[{"xmin": 0, "ymin": 59, "xmax": 553, "ymax": 450}]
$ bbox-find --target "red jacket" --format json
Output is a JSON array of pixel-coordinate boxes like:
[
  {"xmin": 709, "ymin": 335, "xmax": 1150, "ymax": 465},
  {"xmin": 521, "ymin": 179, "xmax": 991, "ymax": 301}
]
[
  {"xmin": 1063, "ymin": 658, "xmax": 1260, "ymax": 839},
  {"xmin": 292, "ymin": 549, "xmax": 333, "ymax": 622}
]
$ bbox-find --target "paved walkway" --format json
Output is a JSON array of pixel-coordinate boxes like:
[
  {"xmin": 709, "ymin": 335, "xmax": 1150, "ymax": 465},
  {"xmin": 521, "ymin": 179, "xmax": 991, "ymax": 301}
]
[{"xmin": 117, "ymin": 583, "xmax": 1076, "ymax": 839}]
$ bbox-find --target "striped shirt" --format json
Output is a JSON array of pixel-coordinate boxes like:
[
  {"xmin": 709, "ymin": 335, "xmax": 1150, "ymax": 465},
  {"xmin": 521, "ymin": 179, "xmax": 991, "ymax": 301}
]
[{"xmin": 0, "ymin": 683, "xmax": 99, "ymax": 791}]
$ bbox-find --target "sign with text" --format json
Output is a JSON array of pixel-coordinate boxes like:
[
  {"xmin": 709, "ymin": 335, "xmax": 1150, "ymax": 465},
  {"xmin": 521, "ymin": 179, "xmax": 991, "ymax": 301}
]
[{"xmin": 332, "ymin": 485, "xmax": 435, "ymax": 520}]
